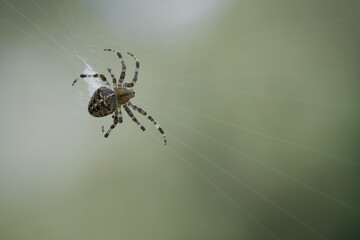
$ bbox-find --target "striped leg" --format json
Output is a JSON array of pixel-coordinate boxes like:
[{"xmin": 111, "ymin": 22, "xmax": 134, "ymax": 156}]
[
  {"xmin": 123, "ymin": 52, "xmax": 140, "ymax": 88},
  {"xmin": 123, "ymin": 105, "xmax": 145, "ymax": 131},
  {"xmin": 104, "ymin": 109, "xmax": 119, "ymax": 138},
  {"xmin": 128, "ymin": 102, "xmax": 166, "ymax": 145},
  {"xmin": 112, "ymin": 107, "xmax": 123, "ymax": 123},
  {"xmin": 118, "ymin": 106, "xmax": 123, "ymax": 123},
  {"xmin": 104, "ymin": 48, "xmax": 126, "ymax": 86},
  {"xmin": 72, "ymin": 78, "xmax": 78, "ymax": 86},
  {"xmin": 106, "ymin": 67, "xmax": 117, "ymax": 88},
  {"xmin": 72, "ymin": 73, "xmax": 110, "ymax": 87}
]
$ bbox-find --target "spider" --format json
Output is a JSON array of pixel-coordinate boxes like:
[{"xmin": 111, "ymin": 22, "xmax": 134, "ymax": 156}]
[{"xmin": 72, "ymin": 49, "xmax": 166, "ymax": 145}]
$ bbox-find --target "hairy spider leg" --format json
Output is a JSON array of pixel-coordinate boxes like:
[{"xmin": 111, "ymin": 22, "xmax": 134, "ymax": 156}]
[
  {"xmin": 123, "ymin": 52, "xmax": 140, "ymax": 88},
  {"xmin": 106, "ymin": 67, "xmax": 117, "ymax": 88},
  {"xmin": 104, "ymin": 48, "xmax": 126, "ymax": 86},
  {"xmin": 112, "ymin": 107, "xmax": 123, "ymax": 123},
  {"xmin": 104, "ymin": 108, "xmax": 119, "ymax": 138},
  {"xmin": 128, "ymin": 102, "xmax": 167, "ymax": 145},
  {"xmin": 123, "ymin": 105, "xmax": 145, "ymax": 131},
  {"xmin": 72, "ymin": 73, "xmax": 111, "ymax": 87},
  {"xmin": 72, "ymin": 78, "xmax": 78, "ymax": 86},
  {"xmin": 118, "ymin": 106, "xmax": 123, "ymax": 123}
]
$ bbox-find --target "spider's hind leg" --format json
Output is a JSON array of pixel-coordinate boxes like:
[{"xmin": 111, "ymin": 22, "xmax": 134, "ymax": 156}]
[
  {"xmin": 77, "ymin": 73, "xmax": 111, "ymax": 87},
  {"xmin": 104, "ymin": 109, "xmax": 119, "ymax": 138},
  {"xmin": 128, "ymin": 102, "xmax": 166, "ymax": 145},
  {"xmin": 72, "ymin": 78, "xmax": 78, "ymax": 86},
  {"xmin": 118, "ymin": 106, "xmax": 123, "ymax": 123},
  {"xmin": 112, "ymin": 107, "xmax": 123, "ymax": 123}
]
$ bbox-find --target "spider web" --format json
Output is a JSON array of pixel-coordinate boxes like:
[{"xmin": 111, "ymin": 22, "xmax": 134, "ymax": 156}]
[
  {"xmin": 1, "ymin": 1, "xmax": 360, "ymax": 240},
  {"xmin": 75, "ymin": 55, "xmax": 102, "ymax": 98}
]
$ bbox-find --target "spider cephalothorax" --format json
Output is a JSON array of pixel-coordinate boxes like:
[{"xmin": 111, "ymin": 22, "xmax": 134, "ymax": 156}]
[{"xmin": 72, "ymin": 49, "xmax": 166, "ymax": 145}]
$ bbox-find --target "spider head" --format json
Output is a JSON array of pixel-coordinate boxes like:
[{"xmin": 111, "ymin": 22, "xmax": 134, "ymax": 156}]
[
  {"xmin": 115, "ymin": 87, "xmax": 135, "ymax": 105},
  {"xmin": 129, "ymin": 89, "xmax": 135, "ymax": 98}
]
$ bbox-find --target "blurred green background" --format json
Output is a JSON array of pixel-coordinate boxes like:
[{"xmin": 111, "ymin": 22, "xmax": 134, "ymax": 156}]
[{"xmin": 0, "ymin": 0, "xmax": 359, "ymax": 239}]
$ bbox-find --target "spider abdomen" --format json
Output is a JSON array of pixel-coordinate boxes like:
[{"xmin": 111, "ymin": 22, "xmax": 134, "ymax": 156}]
[{"xmin": 88, "ymin": 87, "xmax": 117, "ymax": 117}]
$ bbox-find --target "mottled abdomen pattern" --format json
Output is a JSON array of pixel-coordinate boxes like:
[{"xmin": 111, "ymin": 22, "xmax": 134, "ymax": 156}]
[{"xmin": 88, "ymin": 87, "xmax": 117, "ymax": 117}]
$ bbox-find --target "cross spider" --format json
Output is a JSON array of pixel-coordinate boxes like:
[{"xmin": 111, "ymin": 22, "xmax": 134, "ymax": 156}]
[{"xmin": 72, "ymin": 49, "xmax": 166, "ymax": 145}]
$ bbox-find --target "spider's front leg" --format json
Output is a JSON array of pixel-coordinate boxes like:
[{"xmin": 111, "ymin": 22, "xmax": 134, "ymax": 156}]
[
  {"xmin": 104, "ymin": 49, "xmax": 126, "ymax": 86},
  {"xmin": 106, "ymin": 67, "xmax": 117, "ymax": 88},
  {"xmin": 128, "ymin": 102, "xmax": 166, "ymax": 145},
  {"xmin": 123, "ymin": 105, "xmax": 145, "ymax": 131},
  {"xmin": 123, "ymin": 52, "xmax": 140, "ymax": 88}
]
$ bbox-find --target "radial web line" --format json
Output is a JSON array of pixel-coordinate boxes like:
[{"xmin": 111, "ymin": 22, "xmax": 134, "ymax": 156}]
[
  {"xmin": 147, "ymin": 131, "xmax": 281, "ymax": 240},
  {"xmin": 51, "ymin": 0, "xmax": 75, "ymax": 36},
  {"xmin": 145, "ymin": 79, "xmax": 360, "ymax": 110},
  {"xmin": 2, "ymin": 0, "xmax": 83, "ymax": 73},
  {"xmin": 4, "ymin": 0, "xmax": 72, "ymax": 55},
  {"xmin": 167, "ymin": 131, "xmax": 331, "ymax": 240},
  {"xmin": 145, "ymin": 104, "xmax": 360, "ymax": 215},
  {"xmin": 31, "ymin": 1, "xmax": 71, "ymax": 44},
  {"xmin": 0, "ymin": 16, "xmax": 68, "ymax": 60},
  {"xmin": 143, "ymin": 96, "xmax": 359, "ymax": 167}
]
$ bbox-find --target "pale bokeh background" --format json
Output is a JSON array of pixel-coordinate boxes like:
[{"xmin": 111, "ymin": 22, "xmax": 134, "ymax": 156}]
[{"xmin": 0, "ymin": 0, "xmax": 359, "ymax": 239}]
